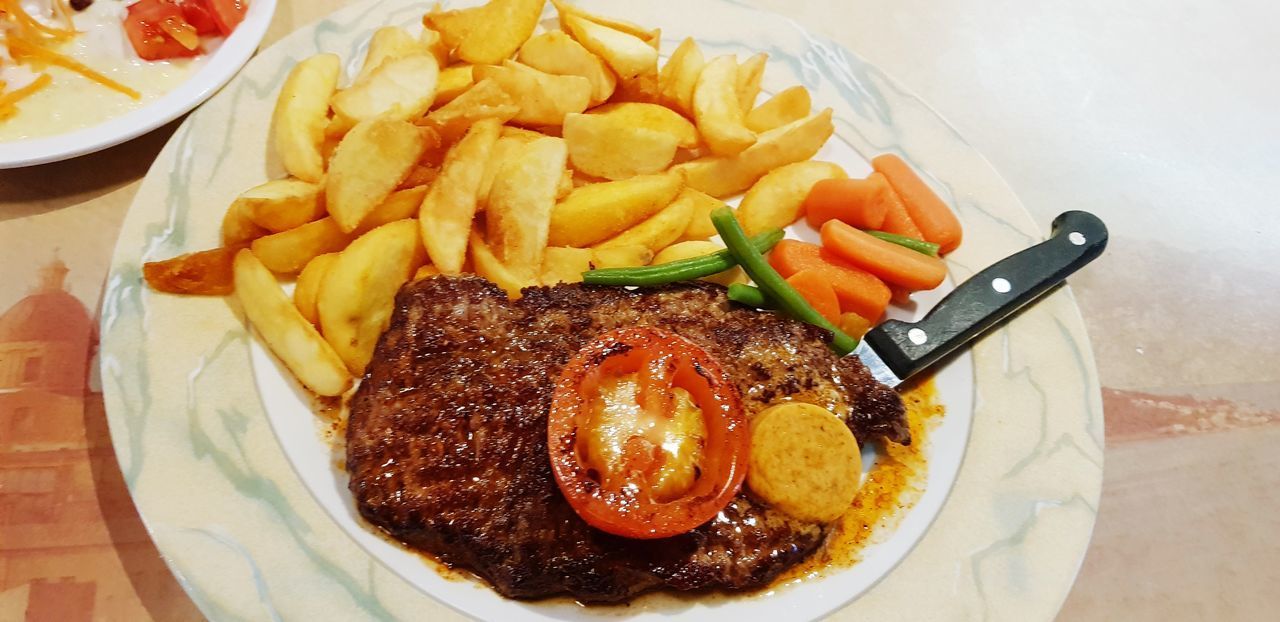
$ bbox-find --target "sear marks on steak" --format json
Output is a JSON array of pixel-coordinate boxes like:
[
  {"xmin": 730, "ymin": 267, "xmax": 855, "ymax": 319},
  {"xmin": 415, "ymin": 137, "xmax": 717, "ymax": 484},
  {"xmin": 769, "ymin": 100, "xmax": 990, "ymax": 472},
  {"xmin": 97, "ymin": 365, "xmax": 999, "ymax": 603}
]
[{"xmin": 346, "ymin": 276, "xmax": 908, "ymax": 603}]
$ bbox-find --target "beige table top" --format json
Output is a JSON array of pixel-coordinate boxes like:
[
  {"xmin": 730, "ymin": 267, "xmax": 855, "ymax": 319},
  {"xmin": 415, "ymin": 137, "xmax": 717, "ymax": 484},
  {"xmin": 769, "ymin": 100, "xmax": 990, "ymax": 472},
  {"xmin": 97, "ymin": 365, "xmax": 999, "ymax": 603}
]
[{"xmin": 2, "ymin": 0, "xmax": 1277, "ymax": 620}]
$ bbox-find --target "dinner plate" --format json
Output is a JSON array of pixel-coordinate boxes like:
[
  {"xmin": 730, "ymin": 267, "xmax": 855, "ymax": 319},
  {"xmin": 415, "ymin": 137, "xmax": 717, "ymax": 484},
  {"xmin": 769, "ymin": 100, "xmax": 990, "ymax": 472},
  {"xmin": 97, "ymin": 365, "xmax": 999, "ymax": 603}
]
[
  {"xmin": 101, "ymin": 1, "xmax": 1104, "ymax": 620},
  {"xmin": 0, "ymin": 0, "xmax": 277, "ymax": 169}
]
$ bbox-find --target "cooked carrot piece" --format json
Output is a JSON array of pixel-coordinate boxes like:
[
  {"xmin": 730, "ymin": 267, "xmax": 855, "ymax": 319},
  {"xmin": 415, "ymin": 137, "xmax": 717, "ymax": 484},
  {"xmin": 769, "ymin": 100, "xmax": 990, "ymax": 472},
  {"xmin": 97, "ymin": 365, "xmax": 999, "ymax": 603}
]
[
  {"xmin": 872, "ymin": 154, "xmax": 963, "ymax": 253},
  {"xmin": 871, "ymin": 172, "xmax": 924, "ymax": 240},
  {"xmin": 838, "ymin": 312, "xmax": 874, "ymax": 340},
  {"xmin": 802, "ymin": 177, "xmax": 889, "ymax": 230},
  {"xmin": 785, "ymin": 269, "xmax": 840, "ymax": 324},
  {"xmin": 769, "ymin": 239, "xmax": 891, "ymax": 321},
  {"xmin": 820, "ymin": 220, "xmax": 946, "ymax": 291}
]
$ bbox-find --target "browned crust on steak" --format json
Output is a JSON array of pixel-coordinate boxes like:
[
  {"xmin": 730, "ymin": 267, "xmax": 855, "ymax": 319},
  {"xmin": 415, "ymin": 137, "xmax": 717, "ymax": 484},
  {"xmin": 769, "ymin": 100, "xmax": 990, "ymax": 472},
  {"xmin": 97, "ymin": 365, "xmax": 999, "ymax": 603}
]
[{"xmin": 345, "ymin": 276, "xmax": 907, "ymax": 603}]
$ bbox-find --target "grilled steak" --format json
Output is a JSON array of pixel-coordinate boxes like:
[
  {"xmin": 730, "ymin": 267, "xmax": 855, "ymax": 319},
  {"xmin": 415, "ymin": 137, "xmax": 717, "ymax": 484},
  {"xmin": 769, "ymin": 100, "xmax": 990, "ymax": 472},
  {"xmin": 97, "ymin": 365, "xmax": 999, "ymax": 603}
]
[{"xmin": 346, "ymin": 276, "xmax": 907, "ymax": 602}]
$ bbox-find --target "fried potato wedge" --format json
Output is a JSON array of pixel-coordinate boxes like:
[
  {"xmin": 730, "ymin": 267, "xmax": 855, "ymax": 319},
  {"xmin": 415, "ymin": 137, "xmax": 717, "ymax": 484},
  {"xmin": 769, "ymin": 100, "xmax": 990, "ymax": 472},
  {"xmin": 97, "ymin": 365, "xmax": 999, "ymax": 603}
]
[
  {"xmin": 250, "ymin": 218, "xmax": 352, "ymax": 274},
  {"xmin": 473, "ymin": 61, "xmax": 592, "ymax": 127},
  {"xmin": 424, "ymin": 0, "xmax": 546, "ymax": 65},
  {"xmin": 273, "ymin": 53, "xmax": 341, "ymax": 183},
  {"xmin": 673, "ymin": 108, "xmax": 834, "ymax": 197},
  {"xmin": 562, "ymin": 13, "xmax": 657, "ymax": 81},
  {"xmin": 588, "ymin": 102, "xmax": 699, "ymax": 149},
  {"xmin": 293, "ymin": 252, "xmax": 338, "ymax": 325},
  {"xmin": 470, "ymin": 230, "xmax": 537, "ymax": 298},
  {"xmin": 611, "ymin": 71, "xmax": 660, "ymax": 104},
  {"xmin": 745, "ymin": 85, "xmax": 811, "ymax": 133},
  {"xmin": 738, "ymin": 160, "xmax": 847, "ymax": 235},
  {"xmin": 318, "ymin": 219, "xmax": 426, "ymax": 375},
  {"xmin": 653, "ymin": 240, "xmax": 745, "ymax": 287},
  {"xmin": 143, "ymin": 244, "xmax": 247, "ymax": 296},
  {"xmin": 548, "ymin": 171, "xmax": 684, "ymax": 247},
  {"xmin": 362, "ymin": 185, "xmax": 430, "ymax": 231},
  {"xmin": 420, "ymin": 118, "xmax": 502, "ymax": 274},
  {"xmin": 420, "ymin": 27, "xmax": 451, "ymax": 68},
  {"xmin": 326, "ymin": 117, "xmax": 432, "ymax": 233},
  {"xmin": 400, "ymin": 164, "xmax": 440, "ymax": 189},
  {"xmin": 500, "ymin": 125, "xmax": 546, "ymax": 142},
  {"xmin": 435, "ymin": 64, "xmax": 475, "ymax": 106},
  {"xmin": 331, "ymin": 54, "xmax": 440, "ymax": 131},
  {"xmin": 747, "ymin": 402, "xmax": 861, "ymax": 523},
  {"xmin": 422, "ymin": 78, "xmax": 520, "ymax": 143},
  {"xmin": 234, "ymin": 179, "xmax": 325, "ymax": 233},
  {"xmin": 562, "ymin": 112, "xmax": 680, "ymax": 180},
  {"xmin": 551, "ymin": 0, "xmax": 659, "ymax": 47},
  {"xmin": 540, "ymin": 246, "xmax": 594, "ymax": 284},
  {"xmin": 486, "ymin": 136, "xmax": 568, "ymax": 272},
  {"xmin": 735, "ymin": 52, "xmax": 768, "ymax": 113},
  {"xmin": 518, "ymin": 31, "xmax": 617, "ymax": 106},
  {"xmin": 590, "ymin": 244, "xmax": 653, "ymax": 269},
  {"xmin": 234, "ymin": 250, "xmax": 351, "ymax": 396},
  {"xmin": 593, "ymin": 190, "xmax": 695, "ymax": 252},
  {"xmin": 693, "ymin": 55, "xmax": 756, "ymax": 156},
  {"xmin": 222, "ymin": 204, "xmax": 269, "ymax": 246},
  {"xmin": 355, "ymin": 26, "xmax": 430, "ymax": 84},
  {"xmin": 657, "ymin": 37, "xmax": 705, "ymax": 117},
  {"xmin": 675, "ymin": 188, "xmax": 730, "ymax": 242},
  {"xmin": 477, "ymin": 135, "xmax": 525, "ymax": 206},
  {"xmin": 413, "ymin": 264, "xmax": 441, "ymax": 281}
]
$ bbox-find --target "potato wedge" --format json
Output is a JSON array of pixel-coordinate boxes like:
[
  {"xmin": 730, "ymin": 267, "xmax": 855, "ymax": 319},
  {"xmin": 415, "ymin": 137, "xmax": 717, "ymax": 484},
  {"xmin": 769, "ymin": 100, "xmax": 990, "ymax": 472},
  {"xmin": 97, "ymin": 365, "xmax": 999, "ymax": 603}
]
[
  {"xmin": 735, "ymin": 52, "xmax": 768, "ymax": 113},
  {"xmin": 331, "ymin": 54, "xmax": 440, "ymax": 133},
  {"xmin": 420, "ymin": 118, "xmax": 502, "ymax": 274},
  {"xmin": 747, "ymin": 402, "xmax": 861, "ymax": 523},
  {"xmin": 233, "ymin": 250, "xmax": 351, "ymax": 396},
  {"xmin": 693, "ymin": 55, "xmax": 756, "ymax": 156},
  {"xmin": 738, "ymin": 161, "xmax": 847, "ymax": 235},
  {"xmin": 551, "ymin": 0, "xmax": 659, "ymax": 47},
  {"xmin": 675, "ymin": 188, "xmax": 730, "ymax": 242},
  {"xmin": 318, "ymin": 219, "xmax": 425, "ymax": 375},
  {"xmin": 473, "ymin": 61, "xmax": 592, "ymax": 127},
  {"xmin": 413, "ymin": 264, "xmax": 441, "ymax": 281},
  {"xmin": 143, "ymin": 244, "xmax": 247, "ymax": 296},
  {"xmin": 326, "ymin": 117, "xmax": 431, "ymax": 232},
  {"xmin": 222, "ymin": 204, "xmax": 270, "ymax": 245},
  {"xmin": 420, "ymin": 27, "xmax": 450, "ymax": 68},
  {"xmin": 435, "ymin": 64, "xmax": 475, "ymax": 106},
  {"xmin": 362, "ymin": 185, "xmax": 430, "ymax": 231},
  {"xmin": 593, "ymin": 190, "xmax": 695, "ymax": 252},
  {"xmin": 657, "ymin": 37, "xmax": 705, "ymax": 117},
  {"xmin": 673, "ymin": 108, "xmax": 835, "ymax": 197},
  {"xmin": 653, "ymin": 240, "xmax": 745, "ymax": 287},
  {"xmin": 562, "ymin": 14, "xmax": 657, "ymax": 81},
  {"xmin": 562, "ymin": 112, "xmax": 679, "ymax": 180},
  {"xmin": 422, "ymin": 78, "xmax": 520, "ymax": 143},
  {"xmin": 556, "ymin": 169, "xmax": 574, "ymax": 199},
  {"xmin": 400, "ymin": 164, "xmax": 440, "ymax": 189},
  {"xmin": 500, "ymin": 125, "xmax": 546, "ymax": 142},
  {"xmin": 611, "ymin": 71, "xmax": 660, "ymax": 104},
  {"xmin": 486, "ymin": 136, "xmax": 568, "ymax": 272},
  {"xmin": 273, "ymin": 53, "xmax": 341, "ymax": 183},
  {"xmin": 540, "ymin": 246, "xmax": 594, "ymax": 285},
  {"xmin": 424, "ymin": 0, "xmax": 546, "ymax": 65},
  {"xmin": 470, "ymin": 230, "xmax": 537, "ymax": 298},
  {"xmin": 250, "ymin": 218, "xmax": 352, "ymax": 274},
  {"xmin": 234, "ymin": 179, "xmax": 325, "ymax": 233},
  {"xmin": 518, "ymin": 31, "xmax": 617, "ymax": 106},
  {"xmin": 548, "ymin": 171, "xmax": 684, "ymax": 247},
  {"xmin": 590, "ymin": 244, "xmax": 653, "ymax": 269},
  {"xmin": 588, "ymin": 102, "xmax": 699, "ymax": 149},
  {"xmin": 477, "ymin": 135, "xmax": 525, "ymax": 207},
  {"xmin": 745, "ymin": 85, "xmax": 811, "ymax": 133},
  {"xmin": 293, "ymin": 252, "xmax": 338, "ymax": 325},
  {"xmin": 355, "ymin": 26, "xmax": 430, "ymax": 84}
]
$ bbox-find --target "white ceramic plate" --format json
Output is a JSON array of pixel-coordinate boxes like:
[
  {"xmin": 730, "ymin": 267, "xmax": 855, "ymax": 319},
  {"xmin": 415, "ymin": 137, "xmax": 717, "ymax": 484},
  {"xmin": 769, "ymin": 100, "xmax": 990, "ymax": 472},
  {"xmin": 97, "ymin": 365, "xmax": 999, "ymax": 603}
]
[
  {"xmin": 102, "ymin": 1, "xmax": 1104, "ymax": 620},
  {"xmin": 0, "ymin": 0, "xmax": 277, "ymax": 169}
]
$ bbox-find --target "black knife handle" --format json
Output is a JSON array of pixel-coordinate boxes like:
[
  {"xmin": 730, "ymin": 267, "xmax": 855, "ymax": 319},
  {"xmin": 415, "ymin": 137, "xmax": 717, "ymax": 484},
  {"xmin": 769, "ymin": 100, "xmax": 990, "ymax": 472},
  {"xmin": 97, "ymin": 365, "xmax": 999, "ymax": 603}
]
[{"xmin": 862, "ymin": 210, "xmax": 1107, "ymax": 382}]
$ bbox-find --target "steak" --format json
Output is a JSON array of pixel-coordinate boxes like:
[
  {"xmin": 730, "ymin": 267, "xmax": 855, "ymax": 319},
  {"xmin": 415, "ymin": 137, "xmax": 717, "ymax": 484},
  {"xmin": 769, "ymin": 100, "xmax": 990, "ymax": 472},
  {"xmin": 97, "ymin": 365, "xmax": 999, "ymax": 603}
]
[{"xmin": 346, "ymin": 276, "xmax": 907, "ymax": 603}]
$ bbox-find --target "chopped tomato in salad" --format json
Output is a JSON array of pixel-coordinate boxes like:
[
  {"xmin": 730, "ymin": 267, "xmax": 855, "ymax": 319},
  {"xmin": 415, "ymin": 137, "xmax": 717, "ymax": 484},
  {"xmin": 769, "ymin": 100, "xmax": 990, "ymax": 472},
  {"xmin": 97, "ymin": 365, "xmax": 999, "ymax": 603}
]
[
  {"xmin": 123, "ymin": 0, "xmax": 248, "ymax": 61},
  {"xmin": 548, "ymin": 327, "xmax": 750, "ymax": 539}
]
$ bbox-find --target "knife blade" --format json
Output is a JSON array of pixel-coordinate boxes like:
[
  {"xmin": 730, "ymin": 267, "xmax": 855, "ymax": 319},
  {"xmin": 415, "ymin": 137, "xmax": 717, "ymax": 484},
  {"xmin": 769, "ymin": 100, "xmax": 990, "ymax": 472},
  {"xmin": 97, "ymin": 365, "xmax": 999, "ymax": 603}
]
[{"xmin": 856, "ymin": 210, "xmax": 1107, "ymax": 388}]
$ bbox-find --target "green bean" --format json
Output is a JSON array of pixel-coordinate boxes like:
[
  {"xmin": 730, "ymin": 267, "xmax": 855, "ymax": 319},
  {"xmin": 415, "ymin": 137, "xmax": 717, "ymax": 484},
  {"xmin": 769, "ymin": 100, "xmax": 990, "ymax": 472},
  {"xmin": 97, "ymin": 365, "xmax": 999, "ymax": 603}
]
[
  {"xmin": 711, "ymin": 207, "xmax": 858, "ymax": 355},
  {"xmin": 727, "ymin": 283, "xmax": 770, "ymax": 308},
  {"xmin": 864, "ymin": 230, "xmax": 940, "ymax": 256},
  {"xmin": 581, "ymin": 229, "xmax": 784, "ymax": 286}
]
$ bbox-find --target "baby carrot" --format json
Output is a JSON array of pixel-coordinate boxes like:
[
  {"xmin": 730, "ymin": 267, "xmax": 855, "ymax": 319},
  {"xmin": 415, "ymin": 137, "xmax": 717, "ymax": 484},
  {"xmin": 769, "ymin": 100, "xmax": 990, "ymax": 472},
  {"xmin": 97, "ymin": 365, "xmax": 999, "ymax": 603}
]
[
  {"xmin": 785, "ymin": 269, "xmax": 841, "ymax": 324},
  {"xmin": 768, "ymin": 239, "xmax": 891, "ymax": 321},
  {"xmin": 802, "ymin": 177, "xmax": 889, "ymax": 230},
  {"xmin": 820, "ymin": 220, "xmax": 947, "ymax": 291},
  {"xmin": 872, "ymin": 154, "xmax": 963, "ymax": 254},
  {"xmin": 871, "ymin": 171, "xmax": 924, "ymax": 240}
]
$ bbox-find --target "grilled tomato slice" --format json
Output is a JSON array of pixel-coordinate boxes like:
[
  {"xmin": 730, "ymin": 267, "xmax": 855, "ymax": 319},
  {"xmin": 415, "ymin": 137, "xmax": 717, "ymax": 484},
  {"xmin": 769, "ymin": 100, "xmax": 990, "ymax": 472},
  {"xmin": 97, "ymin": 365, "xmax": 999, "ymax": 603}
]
[{"xmin": 548, "ymin": 326, "xmax": 749, "ymax": 539}]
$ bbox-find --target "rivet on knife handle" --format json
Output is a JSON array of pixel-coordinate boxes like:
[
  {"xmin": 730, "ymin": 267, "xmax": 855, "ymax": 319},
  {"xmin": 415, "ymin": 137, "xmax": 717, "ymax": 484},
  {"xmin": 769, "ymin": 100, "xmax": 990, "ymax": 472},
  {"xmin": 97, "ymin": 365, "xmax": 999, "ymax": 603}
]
[{"xmin": 861, "ymin": 210, "xmax": 1108, "ymax": 383}]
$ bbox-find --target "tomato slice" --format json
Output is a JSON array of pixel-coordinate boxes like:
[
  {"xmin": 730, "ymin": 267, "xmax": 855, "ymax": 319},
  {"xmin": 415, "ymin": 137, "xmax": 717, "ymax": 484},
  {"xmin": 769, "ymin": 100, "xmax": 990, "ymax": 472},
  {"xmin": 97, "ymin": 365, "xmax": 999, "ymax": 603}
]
[
  {"xmin": 176, "ymin": 0, "xmax": 222, "ymax": 36},
  {"xmin": 548, "ymin": 327, "xmax": 750, "ymax": 539},
  {"xmin": 123, "ymin": 0, "xmax": 203, "ymax": 61},
  {"xmin": 205, "ymin": 0, "xmax": 248, "ymax": 36}
]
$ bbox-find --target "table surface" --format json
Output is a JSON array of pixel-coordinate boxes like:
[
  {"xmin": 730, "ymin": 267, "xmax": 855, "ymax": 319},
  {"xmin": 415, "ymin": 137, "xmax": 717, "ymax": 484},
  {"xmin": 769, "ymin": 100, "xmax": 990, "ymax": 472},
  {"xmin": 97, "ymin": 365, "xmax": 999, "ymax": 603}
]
[{"xmin": 1, "ymin": 0, "xmax": 1276, "ymax": 620}]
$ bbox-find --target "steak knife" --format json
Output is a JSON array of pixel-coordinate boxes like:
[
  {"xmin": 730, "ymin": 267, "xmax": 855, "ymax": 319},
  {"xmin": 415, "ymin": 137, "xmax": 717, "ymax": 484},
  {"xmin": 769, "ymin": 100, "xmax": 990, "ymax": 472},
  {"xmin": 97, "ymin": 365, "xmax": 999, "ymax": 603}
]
[{"xmin": 856, "ymin": 210, "xmax": 1107, "ymax": 388}]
